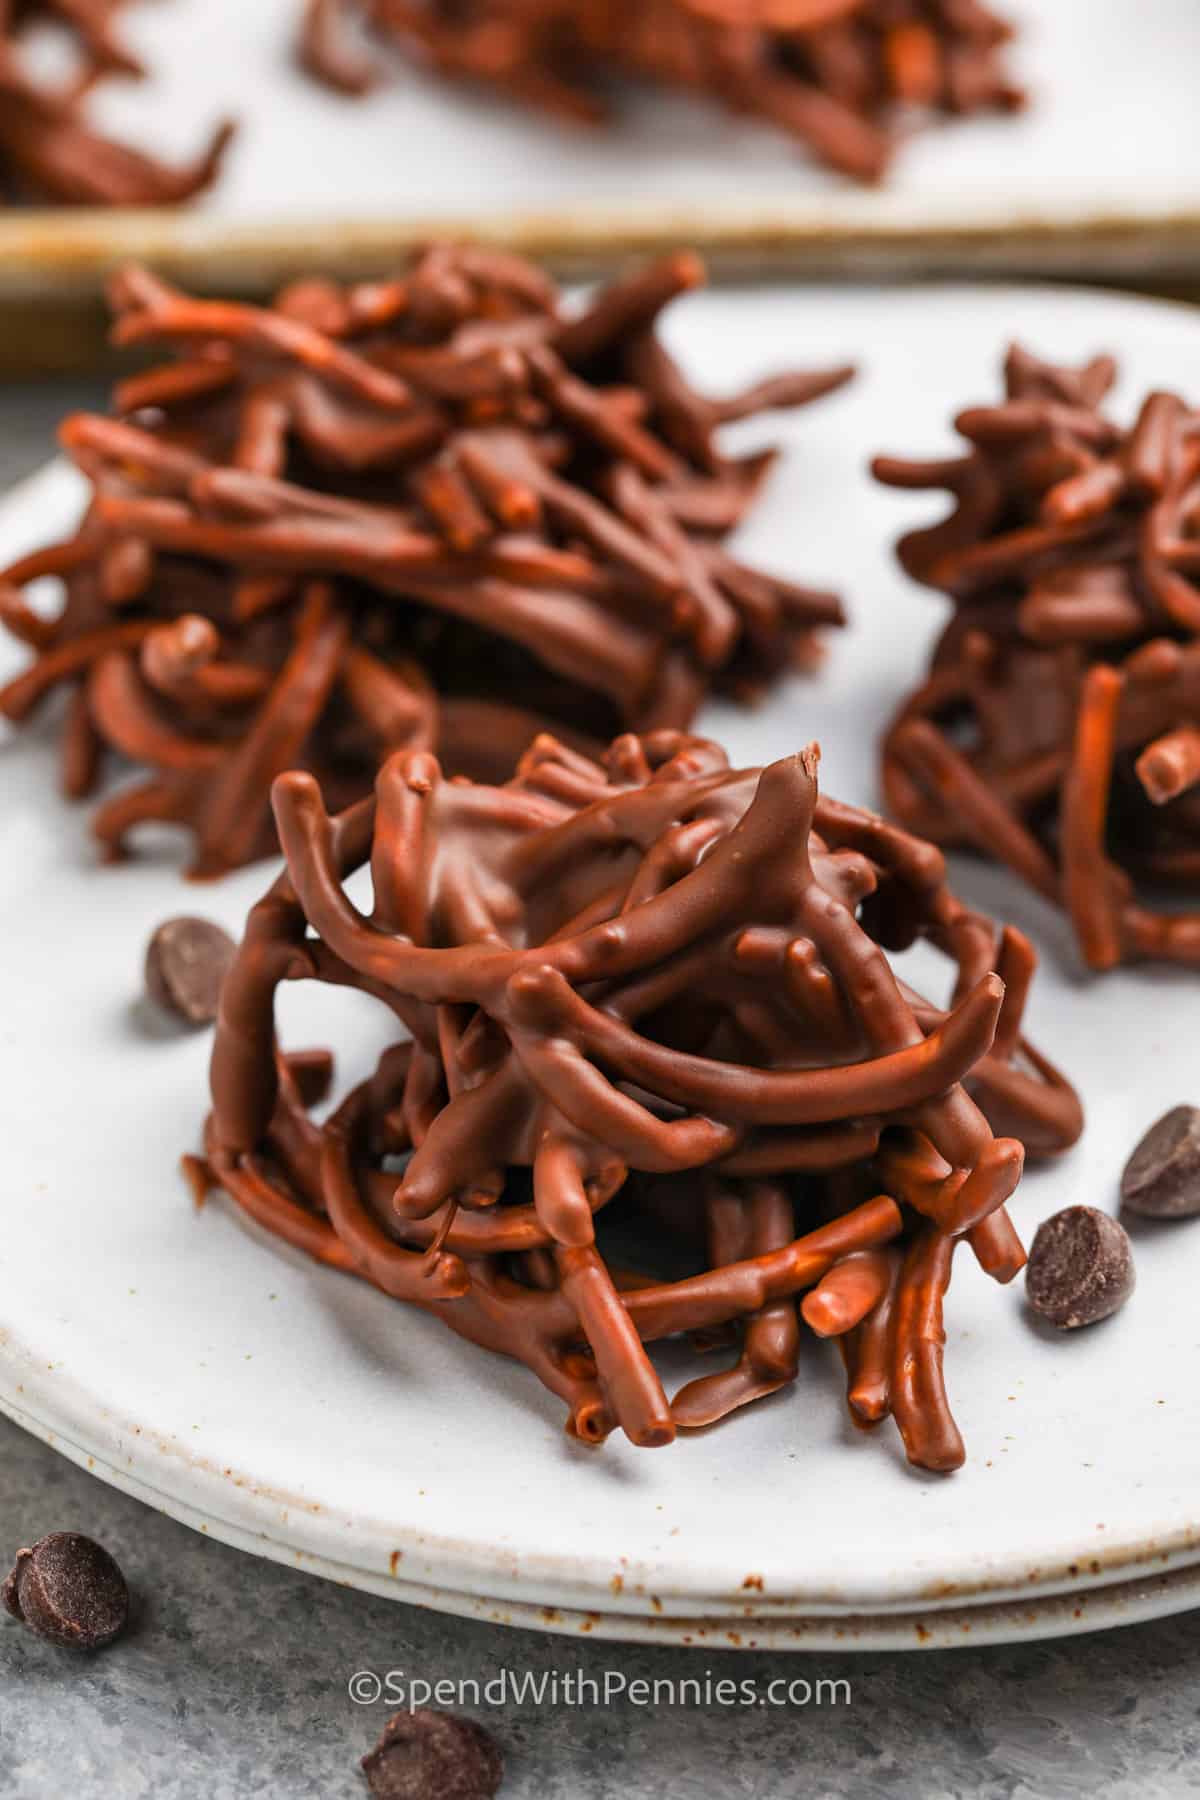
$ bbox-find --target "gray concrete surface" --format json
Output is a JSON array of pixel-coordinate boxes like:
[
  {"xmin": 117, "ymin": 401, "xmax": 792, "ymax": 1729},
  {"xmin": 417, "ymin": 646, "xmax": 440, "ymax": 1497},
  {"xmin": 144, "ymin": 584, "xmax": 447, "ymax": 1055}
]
[
  {"xmin": 5, "ymin": 1410, "xmax": 1200, "ymax": 1798},
  {"xmin": 4, "ymin": 385, "xmax": 1200, "ymax": 1800}
]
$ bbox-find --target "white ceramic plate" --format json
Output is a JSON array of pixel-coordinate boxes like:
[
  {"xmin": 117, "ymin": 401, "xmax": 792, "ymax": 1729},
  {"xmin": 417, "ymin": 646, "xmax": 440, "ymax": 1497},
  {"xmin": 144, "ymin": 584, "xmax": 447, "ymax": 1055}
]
[
  {"xmin": 3, "ymin": 0, "xmax": 1200, "ymax": 311},
  {"xmin": 2, "ymin": 282, "xmax": 1200, "ymax": 1651}
]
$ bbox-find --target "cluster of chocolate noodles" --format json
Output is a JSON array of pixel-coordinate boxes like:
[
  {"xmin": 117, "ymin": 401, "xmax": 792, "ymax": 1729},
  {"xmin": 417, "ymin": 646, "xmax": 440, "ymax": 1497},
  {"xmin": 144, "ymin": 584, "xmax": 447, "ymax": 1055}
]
[
  {"xmin": 302, "ymin": 0, "xmax": 1022, "ymax": 184},
  {"xmin": 0, "ymin": 248, "xmax": 850, "ymax": 877},
  {"xmin": 0, "ymin": 1, "xmax": 232, "ymax": 205},
  {"xmin": 199, "ymin": 728, "xmax": 1082, "ymax": 1472},
  {"xmin": 876, "ymin": 346, "xmax": 1200, "ymax": 972}
]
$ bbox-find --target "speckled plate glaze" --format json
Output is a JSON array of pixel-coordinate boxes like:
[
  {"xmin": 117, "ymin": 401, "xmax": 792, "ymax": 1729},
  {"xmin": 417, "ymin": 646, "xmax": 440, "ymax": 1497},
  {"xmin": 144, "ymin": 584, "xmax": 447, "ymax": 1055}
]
[
  {"xmin": 3, "ymin": 284, "xmax": 1200, "ymax": 1650},
  {"xmin": 3, "ymin": 0, "xmax": 1200, "ymax": 357}
]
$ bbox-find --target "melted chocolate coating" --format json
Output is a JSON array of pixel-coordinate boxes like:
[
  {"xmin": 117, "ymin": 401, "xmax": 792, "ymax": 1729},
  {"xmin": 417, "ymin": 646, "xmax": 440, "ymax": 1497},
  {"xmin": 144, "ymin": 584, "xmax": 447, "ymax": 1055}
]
[
  {"xmin": 0, "ymin": 248, "xmax": 850, "ymax": 877},
  {"xmin": 199, "ymin": 727, "xmax": 1082, "ymax": 1473},
  {"xmin": 0, "ymin": 3, "xmax": 233, "ymax": 206},
  {"xmin": 302, "ymin": 0, "xmax": 1022, "ymax": 186},
  {"xmin": 876, "ymin": 345, "xmax": 1200, "ymax": 971}
]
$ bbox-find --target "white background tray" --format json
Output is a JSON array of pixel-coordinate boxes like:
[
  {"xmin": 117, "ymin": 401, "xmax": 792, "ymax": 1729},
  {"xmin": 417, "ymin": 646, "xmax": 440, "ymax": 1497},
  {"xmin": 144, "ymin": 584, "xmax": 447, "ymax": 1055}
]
[{"xmin": 2, "ymin": 281, "xmax": 1199, "ymax": 1650}]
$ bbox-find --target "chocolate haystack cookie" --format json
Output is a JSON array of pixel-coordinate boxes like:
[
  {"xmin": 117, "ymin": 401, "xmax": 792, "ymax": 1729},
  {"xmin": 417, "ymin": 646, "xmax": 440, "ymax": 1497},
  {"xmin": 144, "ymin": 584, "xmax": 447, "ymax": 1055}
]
[
  {"xmin": 362, "ymin": 1710, "xmax": 503, "ymax": 1800},
  {"xmin": 199, "ymin": 728, "xmax": 1081, "ymax": 1472},
  {"xmin": 1026, "ymin": 1206, "xmax": 1134, "ymax": 1330},
  {"xmin": 0, "ymin": 247, "xmax": 850, "ymax": 878},
  {"xmin": 876, "ymin": 346, "xmax": 1200, "ymax": 971},
  {"xmin": 302, "ymin": 0, "xmax": 1022, "ymax": 185},
  {"xmin": 3, "ymin": 1532, "xmax": 129, "ymax": 1651},
  {"xmin": 0, "ymin": 2, "xmax": 232, "ymax": 206}
]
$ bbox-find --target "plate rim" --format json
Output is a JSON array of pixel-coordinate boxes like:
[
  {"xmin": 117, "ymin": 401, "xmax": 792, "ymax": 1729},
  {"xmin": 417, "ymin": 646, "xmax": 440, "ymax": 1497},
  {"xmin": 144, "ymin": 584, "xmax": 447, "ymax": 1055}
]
[
  {"xmin": 4, "ymin": 1370, "xmax": 1200, "ymax": 1652},
  {"xmin": 3, "ymin": 1312, "xmax": 1199, "ymax": 1630}
]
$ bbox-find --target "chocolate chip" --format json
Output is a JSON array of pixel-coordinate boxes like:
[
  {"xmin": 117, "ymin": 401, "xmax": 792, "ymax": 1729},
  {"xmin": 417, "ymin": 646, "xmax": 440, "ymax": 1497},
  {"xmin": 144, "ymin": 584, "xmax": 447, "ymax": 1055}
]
[
  {"xmin": 3, "ymin": 1533, "xmax": 129, "ymax": 1651},
  {"xmin": 144, "ymin": 916, "xmax": 235, "ymax": 1026},
  {"xmin": 1121, "ymin": 1106, "xmax": 1200, "ymax": 1219},
  {"xmin": 1026, "ymin": 1206, "xmax": 1135, "ymax": 1330},
  {"xmin": 362, "ymin": 1709, "xmax": 503, "ymax": 1800}
]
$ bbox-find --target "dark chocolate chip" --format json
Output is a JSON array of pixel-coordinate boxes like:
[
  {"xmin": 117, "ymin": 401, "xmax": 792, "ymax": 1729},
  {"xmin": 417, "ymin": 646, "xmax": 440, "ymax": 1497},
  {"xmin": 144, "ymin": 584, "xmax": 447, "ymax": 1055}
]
[
  {"xmin": 3, "ymin": 1533, "xmax": 129, "ymax": 1651},
  {"xmin": 362, "ymin": 1709, "xmax": 503, "ymax": 1800},
  {"xmin": 144, "ymin": 916, "xmax": 236, "ymax": 1026},
  {"xmin": 1026, "ymin": 1206, "xmax": 1135, "ymax": 1330},
  {"xmin": 1121, "ymin": 1106, "xmax": 1200, "ymax": 1219}
]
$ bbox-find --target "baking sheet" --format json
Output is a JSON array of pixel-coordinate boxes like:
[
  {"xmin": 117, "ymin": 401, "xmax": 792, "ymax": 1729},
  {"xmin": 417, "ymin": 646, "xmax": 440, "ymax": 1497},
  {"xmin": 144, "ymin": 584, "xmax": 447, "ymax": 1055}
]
[{"xmin": 1, "ymin": 0, "xmax": 1200, "ymax": 350}]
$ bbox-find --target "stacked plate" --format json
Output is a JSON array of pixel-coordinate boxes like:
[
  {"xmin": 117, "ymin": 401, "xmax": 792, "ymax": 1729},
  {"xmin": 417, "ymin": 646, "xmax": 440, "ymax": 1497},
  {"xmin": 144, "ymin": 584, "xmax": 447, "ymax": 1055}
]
[{"xmin": 3, "ymin": 281, "xmax": 1198, "ymax": 1649}]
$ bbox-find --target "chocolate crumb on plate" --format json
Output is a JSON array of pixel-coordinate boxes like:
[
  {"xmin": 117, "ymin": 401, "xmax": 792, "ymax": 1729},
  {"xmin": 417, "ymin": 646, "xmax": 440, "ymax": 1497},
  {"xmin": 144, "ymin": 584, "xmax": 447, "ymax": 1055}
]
[
  {"xmin": 1026, "ymin": 1206, "xmax": 1135, "ymax": 1330},
  {"xmin": 1121, "ymin": 1107, "xmax": 1200, "ymax": 1219},
  {"xmin": 144, "ymin": 917, "xmax": 236, "ymax": 1026},
  {"xmin": 3, "ymin": 1532, "xmax": 129, "ymax": 1651},
  {"xmin": 362, "ymin": 1709, "xmax": 503, "ymax": 1800}
]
